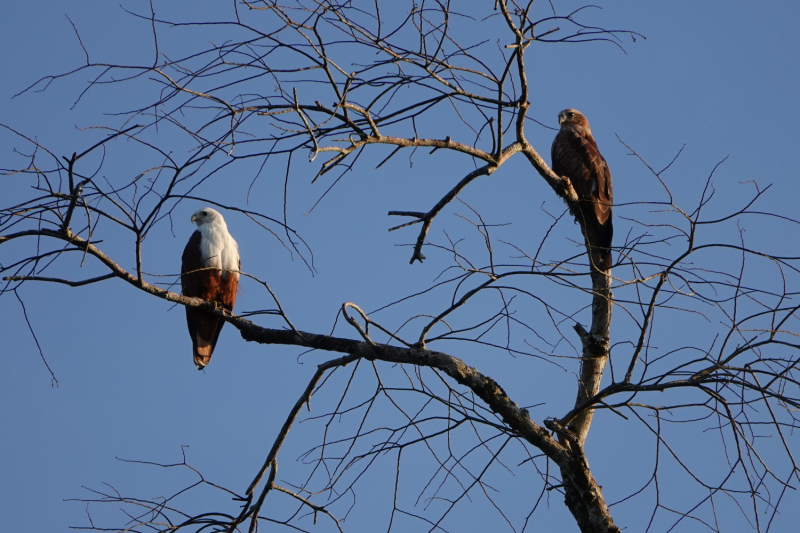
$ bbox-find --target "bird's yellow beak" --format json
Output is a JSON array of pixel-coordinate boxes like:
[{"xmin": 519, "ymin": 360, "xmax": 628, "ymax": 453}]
[{"xmin": 191, "ymin": 214, "xmax": 198, "ymax": 223}]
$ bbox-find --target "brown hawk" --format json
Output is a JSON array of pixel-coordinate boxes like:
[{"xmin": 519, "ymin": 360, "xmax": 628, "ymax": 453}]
[{"xmin": 551, "ymin": 109, "xmax": 613, "ymax": 270}]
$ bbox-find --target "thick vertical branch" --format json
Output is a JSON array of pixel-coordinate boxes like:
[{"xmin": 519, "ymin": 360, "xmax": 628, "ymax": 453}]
[
  {"xmin": 519, "ymin": 142, "xmax": 610, "ymax": 448},
  {"xmin": 569, "ymin": 266, "xmax": 612, "ymax": 446}
]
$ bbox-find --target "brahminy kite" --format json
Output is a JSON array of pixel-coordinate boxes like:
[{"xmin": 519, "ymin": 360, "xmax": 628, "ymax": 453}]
[
  {"xmin": 551, "ymin": 108, "xmax": 614, "ymax": 270},
  {"xmin": 181, "ymin": 207, "xmax": 240, "ymax": 369}
]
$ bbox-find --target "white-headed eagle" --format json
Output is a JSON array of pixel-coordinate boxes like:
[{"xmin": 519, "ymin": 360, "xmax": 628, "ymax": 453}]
[
  {"xmin": 551, "ymin": 109, "xmax": 613, "ymax": 270},
  {"xmin": 181, "ymin": 207, "xmax": 240, "ymax": 369}
]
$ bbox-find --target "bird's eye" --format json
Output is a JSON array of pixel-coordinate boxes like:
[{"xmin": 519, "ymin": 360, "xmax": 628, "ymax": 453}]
[{"xmin": 202, "ymin": 211, "xmax": 208, "ymax": 216}]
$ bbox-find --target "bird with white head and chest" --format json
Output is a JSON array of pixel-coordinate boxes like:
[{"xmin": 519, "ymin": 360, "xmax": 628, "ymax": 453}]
[
  {"xmin": 551, "ymin": 108, "xmax": 614, "ymax": 271},
  {"xmin": 181, "ymin": 207, "xmax": 240, "ymax": 369}
]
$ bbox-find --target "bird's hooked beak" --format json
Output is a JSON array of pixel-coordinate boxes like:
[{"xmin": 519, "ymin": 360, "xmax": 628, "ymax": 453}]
[
  {"xmin": 191, "ymin": 213, "xmax": 198, "ymax": 223},
  {"xmin": 557, "ymin": 113, "xmax": 565, "ymax": 125}
]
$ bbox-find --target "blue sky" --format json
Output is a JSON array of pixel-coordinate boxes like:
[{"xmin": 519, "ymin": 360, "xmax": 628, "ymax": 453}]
[{"xmin": 2, "ymin": 1, "xmax": 799, "ymax": 532}]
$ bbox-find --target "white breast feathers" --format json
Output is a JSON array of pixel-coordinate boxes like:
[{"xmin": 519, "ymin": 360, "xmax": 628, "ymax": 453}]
[{"xmin": 199, "ymin": 219, "xmax": 240, "ymax": 279}]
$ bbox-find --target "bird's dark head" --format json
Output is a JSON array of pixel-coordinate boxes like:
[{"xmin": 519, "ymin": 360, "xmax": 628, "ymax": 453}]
[
  {"xmin": 191, "ymin": 207, "xmax": 224, "ymax": 227},
  {"xmin": 558, "ymin": 109, "xmax": 590, "ymax": 129}
]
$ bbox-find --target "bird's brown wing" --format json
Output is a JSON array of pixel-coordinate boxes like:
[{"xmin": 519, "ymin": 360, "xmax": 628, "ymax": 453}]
[
  {"xmin": 217, "ymin": 258, "xmax": 240, "ymax": 312},
  {"xmin": 583, "ymin": 134, "xmax": 612, "ymax": 227}
]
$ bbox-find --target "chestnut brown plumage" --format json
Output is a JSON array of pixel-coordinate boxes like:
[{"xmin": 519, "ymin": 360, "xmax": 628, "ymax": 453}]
[
  {"xmin": 181, "ymin": 208, "xmax": 240, "ymax": 369},
  {"xmin": 551, "ymin": 109, "xmax": 613, "ymax": 270}
]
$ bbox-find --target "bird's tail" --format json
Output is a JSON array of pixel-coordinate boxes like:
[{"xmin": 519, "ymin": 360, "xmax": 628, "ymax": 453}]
[
  {"xmin": 594, "ymin": 217, "xmax": 613, "ymax": 271},
  {"xmin": 190, "ymin": 314, "xmax": 219, "ymax": 370},
  {"xmin": 577, "ymin": 205, "xmax": 613, "ymax": 271},
  {"xmin": 193, "ymin": 347, "xmax": 212, "ymax": 370},
  {"xmin": 186, "ymin": 304, "xmax": 226, "ymax": 370}
]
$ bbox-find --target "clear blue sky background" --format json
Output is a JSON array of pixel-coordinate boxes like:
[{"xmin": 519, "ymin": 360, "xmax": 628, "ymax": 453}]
[{"xmin": 1, "ymin": 1, "xmax": 799, "ymax": 532}]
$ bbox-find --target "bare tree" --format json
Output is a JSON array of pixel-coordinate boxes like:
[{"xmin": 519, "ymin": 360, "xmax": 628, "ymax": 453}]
[{"xmin": 2, "ymin": 2, "xmax": 799, "ymax": 532}]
